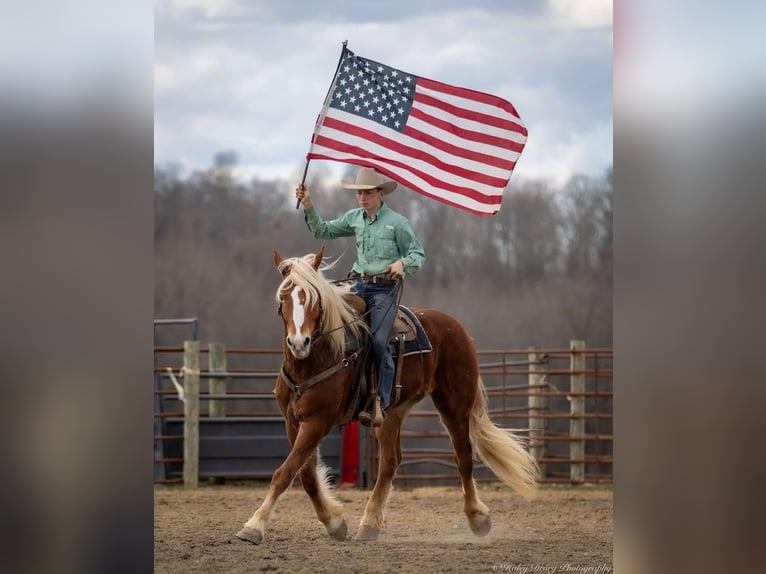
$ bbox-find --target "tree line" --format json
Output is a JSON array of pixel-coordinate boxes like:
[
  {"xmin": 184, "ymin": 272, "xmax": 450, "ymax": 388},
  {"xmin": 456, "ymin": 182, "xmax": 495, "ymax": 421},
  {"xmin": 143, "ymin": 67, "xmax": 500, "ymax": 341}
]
[{"xmin": 155, "ymin": 156, "xmax": 612, "ymax": 351}]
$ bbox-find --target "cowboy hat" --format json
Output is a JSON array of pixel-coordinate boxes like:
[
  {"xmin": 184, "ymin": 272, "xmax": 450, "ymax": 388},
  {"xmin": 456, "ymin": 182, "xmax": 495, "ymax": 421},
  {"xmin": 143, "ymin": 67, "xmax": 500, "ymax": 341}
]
[{"xmin": 341, "ymin": 167, "xmax": 397, "ymax": 195}]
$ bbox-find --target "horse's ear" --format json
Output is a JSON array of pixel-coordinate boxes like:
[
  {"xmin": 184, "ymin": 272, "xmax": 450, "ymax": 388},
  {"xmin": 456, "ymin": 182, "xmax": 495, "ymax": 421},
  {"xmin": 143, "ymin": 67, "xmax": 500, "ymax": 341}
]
[
  {"xmin": 312, "ymin": 245, "xmax": 325, "ymax": 270},
  {"xmin": 274, "ymin": 250, "xmax": 289, "ymax": 277}
]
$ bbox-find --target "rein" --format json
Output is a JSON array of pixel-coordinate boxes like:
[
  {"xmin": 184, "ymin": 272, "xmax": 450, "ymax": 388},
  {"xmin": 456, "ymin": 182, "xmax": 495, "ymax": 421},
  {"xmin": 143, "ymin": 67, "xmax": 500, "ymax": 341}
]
[
  {"xmin": 280, "ymin": 347, "xmax": 363, "ymax": 400},
  {"xmin": 316, "ymin": 277, "xmax": 403, "ymax": 340}
]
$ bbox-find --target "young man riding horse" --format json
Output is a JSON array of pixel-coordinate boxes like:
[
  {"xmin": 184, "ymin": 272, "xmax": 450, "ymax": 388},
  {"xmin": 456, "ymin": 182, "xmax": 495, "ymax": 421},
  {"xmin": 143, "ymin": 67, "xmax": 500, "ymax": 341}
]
[
  {"xmin": 295, "ymin": 167, "xmax": 425, "ymax": 426},
  {"xmin": 236, "ymin": 247, "xmax": 538, "ymax": 545}
]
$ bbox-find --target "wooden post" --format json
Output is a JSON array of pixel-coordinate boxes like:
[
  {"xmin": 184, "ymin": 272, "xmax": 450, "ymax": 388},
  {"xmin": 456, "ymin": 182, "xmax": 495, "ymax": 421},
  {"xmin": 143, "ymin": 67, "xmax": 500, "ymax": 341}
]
[
  {"xmin": 528, "ymin": 348, "xmax": 547, "ymax": 478},
  {"xmin": 208, "ymin": 342, "xmax": 227, "ymax": 418},
  {"xmin": 570, "ymin": 339, "xmax": 586, "ymax": 483},
  {"xmin": 183, "ymin": 340, "xmax": 200, "ymax": 488}
]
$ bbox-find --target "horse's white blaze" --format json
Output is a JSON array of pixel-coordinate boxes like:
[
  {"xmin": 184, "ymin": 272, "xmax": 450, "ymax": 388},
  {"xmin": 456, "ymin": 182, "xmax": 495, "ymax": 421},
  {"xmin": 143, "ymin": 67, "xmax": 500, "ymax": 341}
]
[
  {"xmin": 290, "ymin": 287, "xmax": 305, "ymax": 335},
  {"xmin": 287, "ymin": 286, "xmax": 311, "ymax": 357}
]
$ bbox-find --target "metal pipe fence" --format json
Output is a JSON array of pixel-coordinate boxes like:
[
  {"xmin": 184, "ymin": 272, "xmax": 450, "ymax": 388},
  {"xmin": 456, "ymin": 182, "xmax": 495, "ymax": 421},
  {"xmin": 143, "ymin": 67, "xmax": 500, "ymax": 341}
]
[{"xmin": 153, "ymin": 341, "xmax": 612, "ymax": 486}]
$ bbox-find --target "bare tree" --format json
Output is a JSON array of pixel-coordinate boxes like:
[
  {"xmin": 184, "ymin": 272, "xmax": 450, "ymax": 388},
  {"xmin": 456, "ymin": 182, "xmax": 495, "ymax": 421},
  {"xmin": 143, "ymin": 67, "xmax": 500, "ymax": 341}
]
[
  {"xmin": 560, "ymin": 173, "xmax": 612, "ymax": 277},
  {"xmin": 155, "ymin": 156, "xmax": 613, "ymax": 349},
  {"xmin": 499, "ymin": 179, "xmax": 563, "ymax": 282}
]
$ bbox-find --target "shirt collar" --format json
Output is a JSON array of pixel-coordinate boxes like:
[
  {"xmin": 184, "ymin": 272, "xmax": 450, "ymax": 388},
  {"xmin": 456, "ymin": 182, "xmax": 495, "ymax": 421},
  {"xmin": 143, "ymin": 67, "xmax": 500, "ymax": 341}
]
[{"xmin": 362, "ymin": 201, "xmax": 389, "ymax": 222}]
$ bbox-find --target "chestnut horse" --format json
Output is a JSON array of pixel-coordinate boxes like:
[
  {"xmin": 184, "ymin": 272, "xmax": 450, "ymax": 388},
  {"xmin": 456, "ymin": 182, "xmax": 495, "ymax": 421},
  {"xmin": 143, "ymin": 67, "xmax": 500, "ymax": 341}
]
[{"xmin": 236, "ymin": 246, "xmax": 538, "ymax": 544}]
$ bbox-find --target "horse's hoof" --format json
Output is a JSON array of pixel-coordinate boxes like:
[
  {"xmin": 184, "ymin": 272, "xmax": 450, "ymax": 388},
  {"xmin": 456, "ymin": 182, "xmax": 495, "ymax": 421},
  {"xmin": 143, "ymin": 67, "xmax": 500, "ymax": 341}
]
[
  {"xmin": 469, "ymin": 514, "xmax": 492, "ymax": 537},
  {"xmin": 328, "ymin": 518, "xmax": 348, "ymax": 541},
  {"xmin": 354, "ymin": 525, "xmax": 380, "ymax": 541},
  {"xmin": 236, "ymin": 527, "xmax": 264, "ymax": 545}
]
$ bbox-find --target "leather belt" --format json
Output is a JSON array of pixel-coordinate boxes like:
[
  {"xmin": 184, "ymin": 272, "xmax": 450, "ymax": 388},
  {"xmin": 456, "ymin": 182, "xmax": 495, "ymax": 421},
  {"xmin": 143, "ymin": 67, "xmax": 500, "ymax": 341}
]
[{"xmin": 358, "ymin": 275, "xmax": 396, "ymax": 285}]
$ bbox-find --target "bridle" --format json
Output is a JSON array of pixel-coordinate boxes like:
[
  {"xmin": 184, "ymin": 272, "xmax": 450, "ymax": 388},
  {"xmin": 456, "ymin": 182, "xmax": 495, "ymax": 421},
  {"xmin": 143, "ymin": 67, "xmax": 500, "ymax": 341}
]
[{"xmin": 277, "ymin": 285, "xmax": 360, "ymax": 403}]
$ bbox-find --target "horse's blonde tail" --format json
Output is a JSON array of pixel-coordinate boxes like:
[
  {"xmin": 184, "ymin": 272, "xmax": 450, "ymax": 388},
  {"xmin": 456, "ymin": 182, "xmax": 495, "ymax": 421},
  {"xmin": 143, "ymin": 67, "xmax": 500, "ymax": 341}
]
[{"xmin": 469, "ymin": 376, "xmax": 540, "ymax": 499}]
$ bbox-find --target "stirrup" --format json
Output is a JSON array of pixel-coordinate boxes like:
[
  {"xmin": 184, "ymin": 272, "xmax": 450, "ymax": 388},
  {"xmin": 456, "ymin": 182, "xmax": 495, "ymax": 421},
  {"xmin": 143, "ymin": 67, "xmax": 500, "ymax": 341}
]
[
  {"xmin": 372, "ymin": 396, "xmax": 385, "ymax": 427},
  {"xmin": 358, "ymin": 396, "xmax": 385, "ymax": 427}
]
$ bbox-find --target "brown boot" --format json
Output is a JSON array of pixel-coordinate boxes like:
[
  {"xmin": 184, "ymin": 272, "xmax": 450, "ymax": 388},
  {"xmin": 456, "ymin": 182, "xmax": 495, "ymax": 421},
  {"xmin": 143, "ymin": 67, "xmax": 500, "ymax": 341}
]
[
  {"xmin": 372, "ymin": 396, "xmax": 385, "ymax": 427},
  {"xmin": 358, "ymin": 395, "xmax": 375, "ymax": 426},
  {"xmin": 358, "ymin": 409, "xmax": 373, "ymax": 426}
]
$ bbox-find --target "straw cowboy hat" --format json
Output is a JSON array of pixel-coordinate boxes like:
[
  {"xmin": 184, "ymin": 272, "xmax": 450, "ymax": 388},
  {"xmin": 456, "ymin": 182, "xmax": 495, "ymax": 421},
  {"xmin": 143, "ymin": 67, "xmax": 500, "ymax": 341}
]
[{"xmin": 341, "ymin": 167, "xmax": 397, "ymax": 195}]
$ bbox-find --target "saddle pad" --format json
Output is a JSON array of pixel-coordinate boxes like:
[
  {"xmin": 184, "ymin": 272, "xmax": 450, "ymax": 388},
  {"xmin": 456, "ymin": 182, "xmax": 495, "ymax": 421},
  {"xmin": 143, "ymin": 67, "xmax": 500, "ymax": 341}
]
[{"xmin": 393, "ymin": 306, "xmax": 432, "ymax": 357}]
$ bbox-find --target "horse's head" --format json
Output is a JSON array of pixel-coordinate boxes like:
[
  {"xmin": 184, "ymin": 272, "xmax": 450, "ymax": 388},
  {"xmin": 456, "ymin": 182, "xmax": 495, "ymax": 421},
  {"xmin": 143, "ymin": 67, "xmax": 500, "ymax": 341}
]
[
  {"xmin": 273, "ymin": 246, "xmax": 365, "ymax": 362},
  {"xmin": 274, "ymin": 246, "xmax": 325, "ymax": 360}
]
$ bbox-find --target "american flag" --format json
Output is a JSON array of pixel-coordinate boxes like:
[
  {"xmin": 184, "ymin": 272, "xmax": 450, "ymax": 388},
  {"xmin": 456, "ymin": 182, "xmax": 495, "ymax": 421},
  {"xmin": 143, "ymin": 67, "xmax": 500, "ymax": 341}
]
[{"xmin": 307, "ymin": 45, "xmax": 528, "ymax": 216}]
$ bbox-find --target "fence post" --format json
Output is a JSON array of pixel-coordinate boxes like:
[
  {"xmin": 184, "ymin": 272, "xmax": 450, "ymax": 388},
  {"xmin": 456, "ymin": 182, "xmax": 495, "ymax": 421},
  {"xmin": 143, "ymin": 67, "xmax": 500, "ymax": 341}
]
[
  {"xmin": 208, "ymin": 342, "xmax": 227, "ymax": 418},
  {"xmin": 183, "ymin": 340, "xmax": 200, "ymax": 488},
  {"xmin": 528, "ymin": 348, "xmax": 547, "ymax": 478},
  {"xmin": 570, "ymin": 339, "xmax": 585, "ymax": 483}
]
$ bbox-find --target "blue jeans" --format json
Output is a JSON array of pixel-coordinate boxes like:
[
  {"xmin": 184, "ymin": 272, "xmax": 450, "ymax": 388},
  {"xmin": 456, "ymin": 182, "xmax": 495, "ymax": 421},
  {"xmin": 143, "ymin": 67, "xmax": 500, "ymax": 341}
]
[{"xmin": 354, "ymin": 281, "xmax": 398, "ymax": 411}]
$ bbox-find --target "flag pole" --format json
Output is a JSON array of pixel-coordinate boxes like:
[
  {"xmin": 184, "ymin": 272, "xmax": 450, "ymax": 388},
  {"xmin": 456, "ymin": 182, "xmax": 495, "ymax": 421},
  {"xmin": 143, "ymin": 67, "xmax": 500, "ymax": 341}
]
[
  {"xmin": 294, "ymin": 158, "xmax": 311, "ymax": 209},
  {"xmin": 296, "ymin": 40, "xmax": 348, "ymax": 210}
]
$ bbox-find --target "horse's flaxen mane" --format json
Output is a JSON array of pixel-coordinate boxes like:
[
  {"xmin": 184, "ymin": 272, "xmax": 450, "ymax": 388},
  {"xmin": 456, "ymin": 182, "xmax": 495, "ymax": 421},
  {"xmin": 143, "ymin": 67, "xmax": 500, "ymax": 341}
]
[{"xmin": 276, "ymin": 253, "xmax": 365, "ymax": 358}]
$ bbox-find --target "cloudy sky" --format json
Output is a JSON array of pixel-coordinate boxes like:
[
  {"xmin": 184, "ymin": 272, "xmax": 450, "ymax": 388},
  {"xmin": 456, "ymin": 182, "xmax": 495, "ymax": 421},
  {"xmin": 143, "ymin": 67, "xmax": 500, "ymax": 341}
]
[{"xmin": 155, "ymin": 0, "xmax": 612, "ymax": 187}]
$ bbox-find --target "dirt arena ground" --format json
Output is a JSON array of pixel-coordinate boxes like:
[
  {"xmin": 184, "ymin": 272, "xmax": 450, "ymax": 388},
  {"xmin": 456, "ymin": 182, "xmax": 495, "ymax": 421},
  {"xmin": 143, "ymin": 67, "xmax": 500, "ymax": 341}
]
[{"xmin": 155, "ymin": 483, "xmax": 612, "ymax": 573}]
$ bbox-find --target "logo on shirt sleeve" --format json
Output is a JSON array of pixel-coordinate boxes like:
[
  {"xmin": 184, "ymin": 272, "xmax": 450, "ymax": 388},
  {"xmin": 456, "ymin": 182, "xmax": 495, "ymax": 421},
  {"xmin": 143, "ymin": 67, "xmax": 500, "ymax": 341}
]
[{"xmin": 385, "ymin": 224, "xmax": 395, "ymax": 230}]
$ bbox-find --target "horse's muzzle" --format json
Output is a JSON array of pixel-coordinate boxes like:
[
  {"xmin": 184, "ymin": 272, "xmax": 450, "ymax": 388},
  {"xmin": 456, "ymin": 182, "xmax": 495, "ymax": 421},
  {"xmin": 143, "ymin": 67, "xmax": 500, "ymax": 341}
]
[{"xmin": 286, "ymin": 334, "xmax": 311, "ymax": 358}]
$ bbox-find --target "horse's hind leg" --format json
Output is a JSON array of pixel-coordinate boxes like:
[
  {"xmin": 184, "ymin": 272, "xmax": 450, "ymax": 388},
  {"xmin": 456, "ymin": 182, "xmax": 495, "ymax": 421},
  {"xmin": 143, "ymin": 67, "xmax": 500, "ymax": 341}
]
[
  {"xmin": 431, "ymin": 389, "xmax": 492, "ymax": 537},
  {"xmin": 236, "ymin": 419, "xmax": 332, "ymax": 544},
  {"xmin": 355, "ymin": 403, "xmax": 410, "ymax": 541},
  {"xmin": 299, "ymin": 449, "xmax": 348, "ymax": 540}
]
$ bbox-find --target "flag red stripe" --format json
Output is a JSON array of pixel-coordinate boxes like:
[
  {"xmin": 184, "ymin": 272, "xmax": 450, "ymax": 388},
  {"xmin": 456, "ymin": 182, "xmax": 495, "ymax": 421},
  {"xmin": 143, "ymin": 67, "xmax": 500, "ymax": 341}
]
[
  {"xmin": 310, "ymin": 134, "xmax": 503, "ymax": 206},
  {"xmin": 414, "ymin": 91, "xmax": 528, "ymax": 136},
  {"xmin": 409, "ymin": 107, "xmax": 525, "ymax": 153},
  {"xmin": 402, "ymin": 124, "xmax": 516, "ymax": 171},
  {"xmin": 320, "ymin": 116, "xmax": 509, "ymax": 188},
  {"xmin": 417, "ymin": 76, "xmax": 522, "ymax": 120}
]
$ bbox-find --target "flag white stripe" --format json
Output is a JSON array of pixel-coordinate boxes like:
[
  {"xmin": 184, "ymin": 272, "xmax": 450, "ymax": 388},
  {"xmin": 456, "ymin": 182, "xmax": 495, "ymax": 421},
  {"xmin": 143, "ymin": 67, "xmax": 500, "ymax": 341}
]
[{"xmin": 416, "ymin": 84, "xmax": 524, "ymax": 125}]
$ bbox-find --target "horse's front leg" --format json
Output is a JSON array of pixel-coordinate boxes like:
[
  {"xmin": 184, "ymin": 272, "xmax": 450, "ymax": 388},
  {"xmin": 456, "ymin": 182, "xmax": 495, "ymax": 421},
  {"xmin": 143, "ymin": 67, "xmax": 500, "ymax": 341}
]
[
  {"xmin": 236, "ymin": 419, "xmax": 331, "ymax": 544},
  {"xmin": 285, "ymin": 420, "xmax": 348, "ymax": 540},
  {"xmin": 355, "ymin": 404, "xmax": 409, "ymax": 541},
  {"xmin": 299, "ymin": 448, "xmax": 348, "ymax": 541}
]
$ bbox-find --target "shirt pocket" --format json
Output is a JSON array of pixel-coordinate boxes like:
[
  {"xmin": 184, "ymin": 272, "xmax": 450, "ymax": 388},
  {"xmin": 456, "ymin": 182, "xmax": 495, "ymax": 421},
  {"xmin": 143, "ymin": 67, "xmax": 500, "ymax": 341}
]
[{"xmin": 371, "ymin": 225, "xmax": 399, "ymax": 260}]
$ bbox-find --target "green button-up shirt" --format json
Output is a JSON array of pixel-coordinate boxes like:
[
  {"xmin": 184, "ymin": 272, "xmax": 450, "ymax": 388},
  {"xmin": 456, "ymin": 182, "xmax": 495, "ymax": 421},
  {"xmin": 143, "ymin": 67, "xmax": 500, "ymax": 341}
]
[{"xmin": 304, "ymin": 202, "xmax": 426, "ymax": 276}]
